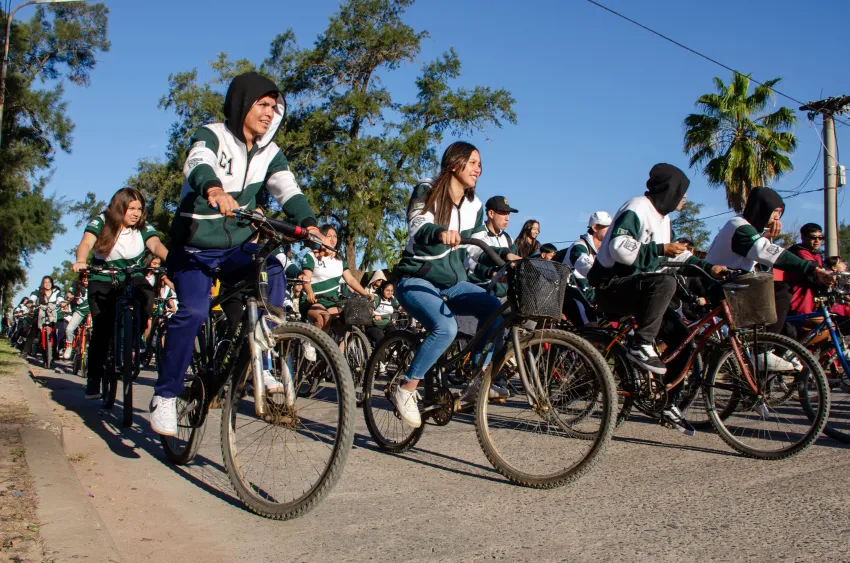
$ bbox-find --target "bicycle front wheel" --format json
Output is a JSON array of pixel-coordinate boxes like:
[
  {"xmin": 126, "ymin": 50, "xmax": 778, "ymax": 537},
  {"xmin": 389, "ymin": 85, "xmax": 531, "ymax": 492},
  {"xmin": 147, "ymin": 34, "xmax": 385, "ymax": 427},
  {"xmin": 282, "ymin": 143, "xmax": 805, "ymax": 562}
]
[
  {"xmin": 810, "ymin": 337, "xmax": 850, "ymax": 443},
  {"xmin": 476, "ymin": 328, "xmax": 617, "ymax": 488},
  {"xmin": 705, "ymin": 332, "xmax": 829, "ymax": 460},
  {"xmin": 220, "ymin": 322, "xmax": 354, "ymax": 520},
  {"xmin": 343, "ymin": 326, "xmax": 371, "ymax": 406},
  {"xmin": 120, "ymin": 308, "xmax": 136, "ymax": 428},
  {"xmin": 161, "ymin": 329, "xmax": 207, "ymax": 464}
]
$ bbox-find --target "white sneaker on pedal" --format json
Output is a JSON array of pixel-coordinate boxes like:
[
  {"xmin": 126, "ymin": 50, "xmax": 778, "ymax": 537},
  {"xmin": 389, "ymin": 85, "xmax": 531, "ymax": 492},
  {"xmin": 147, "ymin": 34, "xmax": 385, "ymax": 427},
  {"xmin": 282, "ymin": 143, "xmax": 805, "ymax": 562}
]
[
  {"xmin": 626, "ymin": 342, "xmax": 667, "ymax": 375},
  {"xmin": 392, "ymin": 386, "xmax": 421, "ymax": 428},
  {"xmin": 755, "ymin": 351, "xmax": 797, "ymax": 372},
  {"xmin": 150, "ymin": 395, "xmax": 177, "ymax": 437},
  {"xmin": 264, "ymin": 370, "xmax": 284, "ymax": 394},
  {"xmin": 62, "ymin": 347, "xmax": 73, "ymax": 360},
  {"xmin": 303, "ymin": 343, "xmax": 317, "ymax": 363},
  {"xmin": 780, "ymin": 350, "xmax": 804, "ymax": 372},
  {"xmin": 488, "ymin": 384, "xmax": 509, "ymax": 401}
]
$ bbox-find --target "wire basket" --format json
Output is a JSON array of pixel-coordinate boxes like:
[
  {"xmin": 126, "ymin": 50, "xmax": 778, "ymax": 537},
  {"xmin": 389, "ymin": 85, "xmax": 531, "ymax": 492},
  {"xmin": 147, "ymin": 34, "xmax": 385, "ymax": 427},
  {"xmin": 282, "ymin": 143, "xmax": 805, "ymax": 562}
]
[
  {"xmin": 722, "ymin": 272, "xmax": 777, "ymax": 329},
  {"xmin": 510, "ymin": 259, "xmax": 571, "ymax": 320},
  {"xmin": 342, "ymin": 296, "xmax": 373, "ymax": 326}
]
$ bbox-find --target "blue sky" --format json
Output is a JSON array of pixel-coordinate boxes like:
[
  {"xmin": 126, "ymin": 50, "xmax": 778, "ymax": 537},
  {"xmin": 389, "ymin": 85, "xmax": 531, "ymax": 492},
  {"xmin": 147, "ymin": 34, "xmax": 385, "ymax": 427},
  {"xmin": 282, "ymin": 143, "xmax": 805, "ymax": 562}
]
[{"xmin": 14, "ymin": 0, "xmax": 850, "ymax": 299}]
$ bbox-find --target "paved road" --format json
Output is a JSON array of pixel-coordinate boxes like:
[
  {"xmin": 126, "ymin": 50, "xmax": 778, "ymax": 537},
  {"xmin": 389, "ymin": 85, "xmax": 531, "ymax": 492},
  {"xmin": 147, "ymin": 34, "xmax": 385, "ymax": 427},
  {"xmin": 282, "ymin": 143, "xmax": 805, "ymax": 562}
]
[{"xmin": 26, "ymin": 359, "xmax": 850, "ymax": 562}]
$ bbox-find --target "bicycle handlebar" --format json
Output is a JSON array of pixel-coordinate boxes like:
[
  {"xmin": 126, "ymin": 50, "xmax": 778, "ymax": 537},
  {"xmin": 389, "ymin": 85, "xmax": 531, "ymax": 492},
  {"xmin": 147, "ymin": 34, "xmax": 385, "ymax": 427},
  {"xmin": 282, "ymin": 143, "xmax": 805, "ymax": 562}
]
[
  {"xmin": 232, "ymin": 209, "xmax": 338, "ymax": 253},
  {"xmin": 459, "ymin": 238, "xmax": 506, "ymax": 268}
]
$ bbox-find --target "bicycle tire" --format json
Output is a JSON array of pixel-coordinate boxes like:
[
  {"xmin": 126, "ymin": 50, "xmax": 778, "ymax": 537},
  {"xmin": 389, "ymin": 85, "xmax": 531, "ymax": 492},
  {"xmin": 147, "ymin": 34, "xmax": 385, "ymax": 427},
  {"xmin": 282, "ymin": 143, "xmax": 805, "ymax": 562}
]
[
  {"xmin": 578, "ymin": 328, "xmax": 634, "ymax": 428},
  {"xmin": 121, "ymin": 308, "xmax": 135, "ymax": 427},
  {"xmin": 705, "ymin": 332, "xmax": 829, "ymax": 460},
  {"xmin": 362, "ymin": 331, "xmax": 425, "ymax": 453},
  {"xmin": 807, "ymin": 339, "xmax": 850, "ymax": 443},
  {"xmin": 345, "ymin": 326, "xmax": 371, "ymax": 406},
  {"xmin": 476, "ymin": 328, "xmax": 617, "ymax": 488},
  {"xmin": 72, "ymin": 350, "xmax": 81, "ymax": 375},
  {"xmin": 154, "ymin": 324, "xmax": 167, "ymax": 376},
  {"xmin": 220, "ymin": 322, "xmax": 354, "ymax": 520},
  {"xmin": 161, "ymin": 330, "xmax": 207, "ymax": 464}
]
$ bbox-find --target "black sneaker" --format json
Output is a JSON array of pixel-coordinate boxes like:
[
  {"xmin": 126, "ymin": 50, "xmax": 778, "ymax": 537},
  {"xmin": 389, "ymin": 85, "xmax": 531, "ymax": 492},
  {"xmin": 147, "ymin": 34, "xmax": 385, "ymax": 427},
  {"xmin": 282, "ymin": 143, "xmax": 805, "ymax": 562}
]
[
  {"xmin": 84, "ymin": 383, "xmax": 101, "ymax": 400},
  {"xmin": 626, "ymin": 342, "xmax": 667, "ymax": 375},
  {"xmin": 661, "ymin": 405, "xmax": 696, "ymax": 437}
]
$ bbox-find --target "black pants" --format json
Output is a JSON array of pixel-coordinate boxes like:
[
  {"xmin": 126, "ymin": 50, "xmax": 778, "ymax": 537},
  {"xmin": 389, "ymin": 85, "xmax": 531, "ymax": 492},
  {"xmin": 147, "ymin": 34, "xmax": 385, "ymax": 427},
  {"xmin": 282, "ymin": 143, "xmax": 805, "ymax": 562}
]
[
  {"xmin": 87, "ymin": 279, "xmax": 154, "ymax": 390},
  {"xmin": 55, "ymin": 319, "xmax": 69, "ymax": 350},
  {"xmin": 20, "ymin": 319, "xmax": 40, "ymax": 356},
  {"xmin": 365, "ymin": 324, "xmax": 396, "ymax": 348},
  {"xmin": 594, "ymin": 273, "xmax": 677, "ymax": 344},
  {"xmin": 562, "ymin": 286, "xmax": 598, "ymax": 328},
  {"xmin": 769, "ymin": 281, "xmax": 796, "ymax": 339}
]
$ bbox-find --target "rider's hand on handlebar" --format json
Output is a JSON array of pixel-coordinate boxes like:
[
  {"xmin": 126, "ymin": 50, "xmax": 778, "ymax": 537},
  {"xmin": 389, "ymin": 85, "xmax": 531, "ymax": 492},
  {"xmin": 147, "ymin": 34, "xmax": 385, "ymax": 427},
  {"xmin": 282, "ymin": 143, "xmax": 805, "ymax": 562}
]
[
  {"xmin": 505, "ymin": 253, "xmax": 522, "ymax": 261},
  {"xmin": 439, "ymin": 230, "xmax": 462, "ymax": 248},
  {"xmin": 664, "ymin": 242, "xmax": 688, "ymax": 258},
  {"xmin": 710, "ymin": 265, "xmax": 729, "ymax": 279},
  {"xmin": 207, "ymin": 188, "xmax": 239, "ymax": 217},
  {"xmin": 816, "ymin": 268, "xmax": 835, "ymax": 287},
  {"xmin": 72, "ymin": 262, "xmax": 88, "ymax": 273}
]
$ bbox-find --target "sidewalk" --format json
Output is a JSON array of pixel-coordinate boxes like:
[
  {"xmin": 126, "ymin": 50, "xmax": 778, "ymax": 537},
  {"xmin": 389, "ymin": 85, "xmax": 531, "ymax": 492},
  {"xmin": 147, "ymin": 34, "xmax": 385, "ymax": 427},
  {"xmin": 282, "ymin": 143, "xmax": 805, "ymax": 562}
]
[{"xmin": 0, "ymin": 341, "xmax": 120, "ymax": 562}]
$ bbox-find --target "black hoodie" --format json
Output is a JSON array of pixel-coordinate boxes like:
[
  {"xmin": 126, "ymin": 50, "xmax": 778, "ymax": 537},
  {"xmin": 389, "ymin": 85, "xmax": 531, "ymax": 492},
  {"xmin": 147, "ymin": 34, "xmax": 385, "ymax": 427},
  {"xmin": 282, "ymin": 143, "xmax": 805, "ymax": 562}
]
[
  {"xmin": 645, "ymin": 163, "xmax": 690, "ymax": 216},
  {"xmin": 223, "ymin": 72, "xmax": 284, "ymax": 143},
  {"xmin": 741, "ymin": 186, "xmax": 785, "ymax": 233}
]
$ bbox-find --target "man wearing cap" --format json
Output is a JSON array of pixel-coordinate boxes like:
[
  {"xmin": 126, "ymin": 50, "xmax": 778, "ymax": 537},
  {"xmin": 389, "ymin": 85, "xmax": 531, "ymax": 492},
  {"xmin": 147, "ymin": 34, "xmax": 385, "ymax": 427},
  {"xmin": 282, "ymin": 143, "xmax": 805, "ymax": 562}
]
[
  {"xmin": 560, "ymin": 211, "xmax": 611, "ymax": 328},
  {"xmin": 465, "ymin": 196, "xmax": 521, "ymax": 298}
]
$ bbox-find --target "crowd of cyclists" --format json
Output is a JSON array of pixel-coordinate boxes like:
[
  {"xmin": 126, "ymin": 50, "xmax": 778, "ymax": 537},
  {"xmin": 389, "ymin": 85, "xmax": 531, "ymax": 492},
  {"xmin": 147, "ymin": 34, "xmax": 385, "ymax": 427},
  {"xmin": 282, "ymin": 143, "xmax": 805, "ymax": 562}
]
[{"xmin": 3, "ymin": 71, "xmax": 850, "ymax": 517}]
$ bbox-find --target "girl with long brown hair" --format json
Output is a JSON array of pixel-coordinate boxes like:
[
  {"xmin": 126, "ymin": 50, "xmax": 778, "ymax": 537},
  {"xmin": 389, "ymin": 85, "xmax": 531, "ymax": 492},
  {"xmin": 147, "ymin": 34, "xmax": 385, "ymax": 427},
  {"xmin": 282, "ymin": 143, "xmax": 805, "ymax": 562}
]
[
  {"xmin": 391, "ymin": 142, "xmax": 520, "ymax": 428},
  {"xmin": 516, "ymin": 219, "xmax": 541, "ymax": 258},
  {"xmin": 72, "ymin": 187, "xmax": 168, "ymax": 400}
]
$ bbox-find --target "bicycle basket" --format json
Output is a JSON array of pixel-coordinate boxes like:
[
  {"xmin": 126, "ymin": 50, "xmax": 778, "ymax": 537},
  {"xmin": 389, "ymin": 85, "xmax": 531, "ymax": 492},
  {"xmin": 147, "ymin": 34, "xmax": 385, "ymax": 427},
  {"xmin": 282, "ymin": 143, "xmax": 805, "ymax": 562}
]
[
  {"xmin": 722, "ymin": 272, "xmax": 777, "ymax": 329},
  {"xmin": 342, "ymin": 296, "xmax": 373, "ymax": 326},
  {"xmin": 510, "ymin": 259, "xmax": 571, "ymax": 320}
]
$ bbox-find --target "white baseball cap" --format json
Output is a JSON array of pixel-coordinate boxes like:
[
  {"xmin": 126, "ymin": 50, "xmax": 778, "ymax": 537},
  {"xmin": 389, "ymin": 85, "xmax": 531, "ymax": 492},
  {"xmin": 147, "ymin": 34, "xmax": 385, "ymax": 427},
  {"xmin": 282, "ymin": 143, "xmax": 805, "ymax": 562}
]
[{"xmin": 588, "ymin": 211, "xmax": 612, "ymax": 228}]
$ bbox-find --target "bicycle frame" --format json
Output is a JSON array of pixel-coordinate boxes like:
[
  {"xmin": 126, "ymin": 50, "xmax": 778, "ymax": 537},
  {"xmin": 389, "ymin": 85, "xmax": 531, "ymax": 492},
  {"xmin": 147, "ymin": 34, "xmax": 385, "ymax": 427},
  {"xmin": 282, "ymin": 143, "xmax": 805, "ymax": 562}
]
[{"xmin": 788, "ymin": 304, "xmax": 850, "ymax": 377}]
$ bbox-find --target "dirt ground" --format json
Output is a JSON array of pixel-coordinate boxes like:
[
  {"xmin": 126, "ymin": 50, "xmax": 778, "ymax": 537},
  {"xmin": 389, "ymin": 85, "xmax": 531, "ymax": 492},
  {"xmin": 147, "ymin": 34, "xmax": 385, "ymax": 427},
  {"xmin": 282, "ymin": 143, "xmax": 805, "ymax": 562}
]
[{"xmin": 0, "ymin": 343, "xmax": 43, "ymax": 563}]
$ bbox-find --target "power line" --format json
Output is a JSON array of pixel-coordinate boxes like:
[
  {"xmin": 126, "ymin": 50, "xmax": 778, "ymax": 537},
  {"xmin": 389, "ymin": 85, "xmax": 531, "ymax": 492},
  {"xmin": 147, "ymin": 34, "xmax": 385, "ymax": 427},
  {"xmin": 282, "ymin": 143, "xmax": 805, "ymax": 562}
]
[{"xmin": 584, "ymin": 0, "xmax": 850, "ymax": 128}]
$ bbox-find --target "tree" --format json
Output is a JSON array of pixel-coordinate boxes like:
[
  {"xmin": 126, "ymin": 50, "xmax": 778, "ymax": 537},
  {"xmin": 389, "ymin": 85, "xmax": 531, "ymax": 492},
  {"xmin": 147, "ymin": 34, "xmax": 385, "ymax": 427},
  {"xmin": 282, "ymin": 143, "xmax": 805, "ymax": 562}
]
[
  {"xmin": 129, "ymin": 0, "xmax": 516, "ymax": 272},
  {"xmin": 837, "ymin": 221, "xmax": 850, "ymax": 259},
  {"xmin": 0, "ymin": 3, "xmax": 110, "ymax": 309},
  {"xmin": 683, "ymin": 72, "xmax": 797, "ymax": 212},
  {"xmin": 671, "ymin": 200, "xmax": 711, "ymax": 251}
]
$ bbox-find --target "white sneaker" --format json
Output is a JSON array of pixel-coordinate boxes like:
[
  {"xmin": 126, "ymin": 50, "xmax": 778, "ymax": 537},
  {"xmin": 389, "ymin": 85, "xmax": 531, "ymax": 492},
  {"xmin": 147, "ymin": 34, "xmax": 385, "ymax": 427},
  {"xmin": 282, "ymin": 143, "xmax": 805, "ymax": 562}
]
[
  {"xmin": 392, "ymin": 386, "xmax": 421, "ymax": 428},
  {"xmin": 303, "ymin": 343, "xmax": 317, "ymax": 363},
  {"xmin": 62, "ymin": 347, "xmax": 73, "ymax": 360},
  {"xmin": 781, "ymin": 350, "xmax": 804, "ymax": 372},
  {"xmin": 263, "ymin": 370, "xmax": 284, "ymax": 394},
  {"xmin": 488, "ymin": 384, "xmax": 509, "ymax": 400},
  {"xmin": 150, "ymin": 396, "xmax": 177, "ymax": 437},
  {"xmin": 377, "ymin": 361, "xmax": 388, "ymax": 376},
  {"xmin": 755, "ymin": 351, "xmax": 797, "ymax": 372}
]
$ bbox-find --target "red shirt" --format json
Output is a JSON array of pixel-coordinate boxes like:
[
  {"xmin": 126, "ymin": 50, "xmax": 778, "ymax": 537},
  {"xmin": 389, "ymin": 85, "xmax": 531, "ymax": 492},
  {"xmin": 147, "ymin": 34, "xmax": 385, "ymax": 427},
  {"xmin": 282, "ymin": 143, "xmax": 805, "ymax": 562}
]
[{"xmin": 784, "ymin": 245, "xmax": 822, "ymax": 314}]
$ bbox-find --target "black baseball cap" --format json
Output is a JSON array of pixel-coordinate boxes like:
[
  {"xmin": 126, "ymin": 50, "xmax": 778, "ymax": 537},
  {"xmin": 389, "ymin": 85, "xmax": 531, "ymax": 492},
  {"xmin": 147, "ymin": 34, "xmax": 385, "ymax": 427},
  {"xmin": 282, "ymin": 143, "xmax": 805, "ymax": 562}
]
[{"xmin": 485, "ymin": 196, "xmax": 518, "ymax": 213}]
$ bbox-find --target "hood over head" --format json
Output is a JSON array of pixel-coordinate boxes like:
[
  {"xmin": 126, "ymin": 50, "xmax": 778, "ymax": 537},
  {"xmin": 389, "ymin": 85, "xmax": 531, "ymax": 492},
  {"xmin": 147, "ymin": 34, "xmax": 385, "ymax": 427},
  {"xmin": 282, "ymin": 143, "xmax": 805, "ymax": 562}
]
[
  {"xmin": 223, "ymin": 72, "xmax": 286, "ymax": 148},
  {"xmin": 645, "ymin": 163, "xmax": 690, "ymax": 216},
  {"xmin": 742, "ymin": 186, "xmax": 785, "ymax": 233}
]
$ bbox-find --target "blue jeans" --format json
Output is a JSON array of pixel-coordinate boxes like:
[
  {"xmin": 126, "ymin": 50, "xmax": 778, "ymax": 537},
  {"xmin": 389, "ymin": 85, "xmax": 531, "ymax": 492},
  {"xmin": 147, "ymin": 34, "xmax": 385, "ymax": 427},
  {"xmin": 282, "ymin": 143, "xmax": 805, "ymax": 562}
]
[
  {"xmin": 154, "ymin": 245, "xmax": 285, "ymax": 399},
  {"xmin": 395, "ymin": 278, "xmax": 503, "ymax": 382}
]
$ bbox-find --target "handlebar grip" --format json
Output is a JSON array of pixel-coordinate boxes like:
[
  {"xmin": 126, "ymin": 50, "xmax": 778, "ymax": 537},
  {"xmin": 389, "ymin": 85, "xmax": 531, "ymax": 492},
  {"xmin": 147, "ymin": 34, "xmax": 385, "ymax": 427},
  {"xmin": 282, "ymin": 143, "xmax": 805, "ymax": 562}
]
[
  {"xmin": 265, "ymin": 216, "xmax": 308, "ymax": 239},
  {"xmin": 459, "ymin": 238, "xmax": 505, "ymax": 268}
]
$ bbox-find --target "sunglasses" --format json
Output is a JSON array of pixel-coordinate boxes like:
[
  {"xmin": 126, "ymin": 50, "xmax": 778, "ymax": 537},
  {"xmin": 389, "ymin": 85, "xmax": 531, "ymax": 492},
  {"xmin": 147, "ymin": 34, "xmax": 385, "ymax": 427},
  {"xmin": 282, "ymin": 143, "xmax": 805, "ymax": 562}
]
[{"xmin": 806, "ymin": 235, "xmax": 824, "ymax": 240}]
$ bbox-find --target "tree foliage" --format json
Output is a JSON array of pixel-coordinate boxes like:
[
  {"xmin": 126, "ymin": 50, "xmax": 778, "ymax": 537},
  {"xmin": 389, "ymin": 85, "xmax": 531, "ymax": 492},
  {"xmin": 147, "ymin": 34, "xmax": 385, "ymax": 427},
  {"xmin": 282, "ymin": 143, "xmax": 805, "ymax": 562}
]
[
  {"xmin": 683, "ymin": 72, "xmax": 797, "ymax": 212},
  {"xmin": 670, "ymin": 199, "xmax": 711, "ymax": 251},
  {"xmin": 0, "ymin": 3, "xmax": 110, "ymax": 308},
  {"xmin": 129, "ymin": 0, "xmax": 516, "ymax": 272}
]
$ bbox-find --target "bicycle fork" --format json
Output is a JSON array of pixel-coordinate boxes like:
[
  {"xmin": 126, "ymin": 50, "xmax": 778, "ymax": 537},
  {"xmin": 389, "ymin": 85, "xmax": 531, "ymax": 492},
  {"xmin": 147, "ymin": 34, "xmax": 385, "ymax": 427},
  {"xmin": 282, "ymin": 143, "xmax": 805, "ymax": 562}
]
[{"xmin": 246, "ymin": 299, "xmax": 298, "ymax": 418}]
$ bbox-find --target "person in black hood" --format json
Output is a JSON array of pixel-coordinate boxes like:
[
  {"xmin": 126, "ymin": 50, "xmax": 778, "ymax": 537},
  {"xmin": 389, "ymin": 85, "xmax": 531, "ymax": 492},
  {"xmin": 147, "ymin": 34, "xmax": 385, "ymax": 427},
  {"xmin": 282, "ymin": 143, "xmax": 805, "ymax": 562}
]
[
  {"xmin": 645, "ymin": 163, "xmax": 690, "ymax": 216},
  {"xmin": 741, "ymin": 186, "xmax": 785, "ymax": 235},
  {"xmin": 150, "ymin": 72, "xmax": 324, "ymax": 438}
]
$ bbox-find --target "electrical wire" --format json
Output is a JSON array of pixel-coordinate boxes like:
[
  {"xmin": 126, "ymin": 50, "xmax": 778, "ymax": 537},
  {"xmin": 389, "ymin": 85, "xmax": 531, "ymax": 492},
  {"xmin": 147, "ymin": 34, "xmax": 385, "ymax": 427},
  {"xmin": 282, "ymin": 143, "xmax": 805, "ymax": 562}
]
[{"xmin": 583, "ymin": 0, "xmax": 850, "ymax": 128}]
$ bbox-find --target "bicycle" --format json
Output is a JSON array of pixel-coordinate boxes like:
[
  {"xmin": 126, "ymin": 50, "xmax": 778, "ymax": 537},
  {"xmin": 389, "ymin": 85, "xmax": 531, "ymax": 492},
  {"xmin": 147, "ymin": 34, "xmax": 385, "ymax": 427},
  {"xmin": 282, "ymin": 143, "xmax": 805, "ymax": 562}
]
[
  {"xmin": 69, "ymin": 313, "xmax": 92, "ymax": 377},
  {"xmin": 33, "ymin": 303, "xmax": 59, "ymax": 369},
  {"xmin": 140, "ymin": 296, "xmax": 172, "ymax": 373},
  {"xmin": 787, "ymin": 272, "xmax": 850, "ymax": 442},
  {"xmin": 362, "ymin": 240, "xmax": 618, "ymax": 488},
  {"xmin": 82, "ymin": 266, "xmax": 165, "ymax": 427},
  {"xmin": 160, "ymin": 209, "xmax": 355, "ymax": 520},
  {"xmin": 581, "ymin": 264, "xmax": 830, "ymax": 460}
]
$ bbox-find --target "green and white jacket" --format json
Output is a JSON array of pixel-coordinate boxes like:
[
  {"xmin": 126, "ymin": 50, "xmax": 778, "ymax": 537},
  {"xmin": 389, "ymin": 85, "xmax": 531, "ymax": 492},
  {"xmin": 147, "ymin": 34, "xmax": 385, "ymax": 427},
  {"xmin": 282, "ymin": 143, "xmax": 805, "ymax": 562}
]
[
  {"xmin": 168, "ymin": 98, "xmax": 316, "ymax": 249},
  {"xmin": 301, "ymin": 251, "xmax": 347, "ymax": 308},
  {"xmin": 705, "ymin": 216, "xmax": 814, "ymax": 275},
  {"xmin": 566, "ymin": 233, "xmax": 599, "ymax": 299},
  {"xmin": 85, "ymin": 215, "xmax": 160, "ymax": 283},
  {"xmin": 395, "ymin": 181, "xmax": 484, "ymax": 289},
  {"xmin": 465, "ymin": 223, "xmax": 516, "ymax": 297}
]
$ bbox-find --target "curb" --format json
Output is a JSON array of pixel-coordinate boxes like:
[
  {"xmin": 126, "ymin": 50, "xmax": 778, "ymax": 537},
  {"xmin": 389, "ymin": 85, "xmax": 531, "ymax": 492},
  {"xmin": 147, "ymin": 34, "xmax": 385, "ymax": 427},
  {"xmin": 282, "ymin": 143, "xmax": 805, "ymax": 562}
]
[{"xmin": 18, "ymin": 368, "xmax": 122, "ymax": 562}]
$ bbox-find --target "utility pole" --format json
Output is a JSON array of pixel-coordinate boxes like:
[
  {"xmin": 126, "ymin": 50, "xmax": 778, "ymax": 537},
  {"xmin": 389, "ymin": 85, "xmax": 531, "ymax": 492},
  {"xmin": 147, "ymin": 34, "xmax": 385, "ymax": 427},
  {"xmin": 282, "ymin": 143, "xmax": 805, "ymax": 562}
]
[{"xmin": 800, "ymin": 96, "xmax": 850, "ymax": 258}]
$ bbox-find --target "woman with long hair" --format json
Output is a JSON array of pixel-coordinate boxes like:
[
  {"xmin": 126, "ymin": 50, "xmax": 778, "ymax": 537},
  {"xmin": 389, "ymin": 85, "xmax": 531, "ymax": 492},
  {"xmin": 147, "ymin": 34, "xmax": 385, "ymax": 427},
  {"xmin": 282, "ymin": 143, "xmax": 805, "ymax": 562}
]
[
  {"xmin": 516, "ymin": 219, "xmax": 541, "ymax": 258},
  {"xmin": 301, "ymin": 224, "xmax": 369, "ymax": 331},
  {"xmin": 71, "ymin": 187, "xmax": 167, "ymax": 399},
  {"xmin": 392, "ymin": 141, "xmax": 520, "ymax": 428},
  {"xmin": 20, "ymin": 275, "xmax": 64, "ymax": 359}
]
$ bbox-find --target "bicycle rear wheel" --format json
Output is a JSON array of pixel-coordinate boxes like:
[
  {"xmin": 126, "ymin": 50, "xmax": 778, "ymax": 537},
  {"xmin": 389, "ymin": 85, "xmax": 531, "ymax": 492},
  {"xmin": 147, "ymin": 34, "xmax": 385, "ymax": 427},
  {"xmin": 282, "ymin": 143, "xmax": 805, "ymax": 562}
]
[
  {"xmin": 705, "ymin": 332, "xmax": 829, "ymax": 460},
  {"xmin": 362, "ymin": 331, "xmax": 424, "ymax": 453},
  {"xmin": 476, "ymin": 328, "xmax": 617, "ymax": 488},
  {"xmin": 220, "ymin": 322, "xmax": 354, "ymax": 520}
]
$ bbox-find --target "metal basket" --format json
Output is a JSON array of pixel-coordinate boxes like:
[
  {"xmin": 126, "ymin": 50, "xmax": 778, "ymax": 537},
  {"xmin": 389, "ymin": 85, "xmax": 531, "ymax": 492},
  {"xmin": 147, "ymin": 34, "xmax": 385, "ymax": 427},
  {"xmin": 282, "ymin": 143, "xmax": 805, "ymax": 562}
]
[
  {"xmin": 722, "ymin": 272, "xmax": 777, "ymax": 329},
  {"xmin": 342, "ymin": 296, "xmax": 373, "ymax": 326},
  {"xmin": 510, "ymin": 259, "xmax": 571, "ymax": 320}
]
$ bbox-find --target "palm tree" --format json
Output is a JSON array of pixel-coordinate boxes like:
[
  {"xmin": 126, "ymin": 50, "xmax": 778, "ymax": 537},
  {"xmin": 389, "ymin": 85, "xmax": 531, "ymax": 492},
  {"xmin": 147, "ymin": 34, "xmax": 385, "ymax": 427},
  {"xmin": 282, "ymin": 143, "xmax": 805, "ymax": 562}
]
[{"xmin": 683, "ymin": 72, "xmax": 797, "ymax": 212}]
